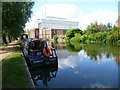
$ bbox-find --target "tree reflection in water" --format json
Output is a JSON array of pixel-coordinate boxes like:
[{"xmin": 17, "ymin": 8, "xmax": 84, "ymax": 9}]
[
  {"xmin": 29, "ymin": 64, "xmax": 58, "ymax": 88},
  {"xmin": 47, "ymin": 41, "xmax": 120, "ymax": 66},
  {"xmin": 65, "ymin": 42, "xmax": 120, "ymax": 66}
]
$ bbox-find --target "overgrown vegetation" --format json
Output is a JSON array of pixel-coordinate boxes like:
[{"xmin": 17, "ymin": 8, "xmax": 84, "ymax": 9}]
[
  {"xmin": 66, "ymin": 22, "xmax": 120, "ymax": 45},
  {"xmin": 2, "ymin": 46, "xmax": 29, "ymax": 88}
]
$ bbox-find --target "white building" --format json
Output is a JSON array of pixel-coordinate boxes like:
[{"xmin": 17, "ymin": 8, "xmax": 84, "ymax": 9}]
[
  {"xmin": 28, "ymin": 17, "xmax": 78, "ymax": 39},
  {"xmin": 39, "ymin": 17, "xmax": 78, "ymax": 30}
]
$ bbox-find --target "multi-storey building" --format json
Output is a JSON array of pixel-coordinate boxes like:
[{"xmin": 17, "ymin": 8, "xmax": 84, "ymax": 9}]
[{"xmin": 28, "ymin": 17, "xmax": 78, "ymax": 39}]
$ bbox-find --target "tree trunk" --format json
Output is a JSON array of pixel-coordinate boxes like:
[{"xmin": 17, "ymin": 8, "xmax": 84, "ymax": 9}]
[
  {"xmin": 8, "ymin": 37, "xmax": 11, "ymax": 43},
  {"xmin": 3, "ymin": 36, "xmax": 7, "ymax": 44}
]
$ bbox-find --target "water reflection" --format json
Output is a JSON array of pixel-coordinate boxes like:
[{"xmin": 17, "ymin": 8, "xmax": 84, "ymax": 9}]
[
  {"xmin": 115, "ymin": 55, "xmax": 120, "ymax": 66},
  {"xmin": 66, "ymin": 42, "xmax": 83, "ymax": 53},
  {"xmin": 65, "ymin": 42, "xmax": 120, "ymax": 66},
  {"xmin": 30, "ymin": 64, "xmax": 58, "ymax": 88},
  {"xmin": 47, "ymin": 41, "xmax": 66, "ymax": 50},
  {"xmin": 30, "ymin": 41, "xmax": 119, "ymax": 88},
  {"xmin": 58, "ymin": 50, "xmax": 116, "ymax": 69},
  {"xmin": 58, "ymin": 53, "xmax": 82, "ymax": 69}
]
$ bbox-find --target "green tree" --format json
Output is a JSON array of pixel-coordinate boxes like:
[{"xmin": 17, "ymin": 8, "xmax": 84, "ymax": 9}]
[
  {"xmin": 2, "ymin": 2, "xmax": 34, "ymax": 44},
  {"xmin": 112, "ymin": 26, "xmax": 119, "ymax": 31},
  {"xmin": 66, "ymin": 28, "xmax": 83, "ymax": 40},
  {"xmin": 98, "ymin": 24, "xmax": 107, "ymax": 32},
  {"xmin": 106, "ymin": 23, "xmax": 112, "ymax": 32},
  {"xmin": 85, "ymin": 22, "xmax": 100, "ymax": 34},
  {"xmin": 85, "ymin": 22, "xmax": 107, "ymax": 34}
]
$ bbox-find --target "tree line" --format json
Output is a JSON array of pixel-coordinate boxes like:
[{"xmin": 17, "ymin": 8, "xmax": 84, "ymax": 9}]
[
  {"xmin": 66, "ymin": 22, "xmax": 120, "ymax": 45},
  {"xmin": 2, "ymin": 2, "xmax": 34, "ymax": 44}
]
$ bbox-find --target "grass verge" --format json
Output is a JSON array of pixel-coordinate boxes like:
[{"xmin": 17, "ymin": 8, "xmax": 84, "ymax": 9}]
[
  {"xmin": 0, "ymin": 46, "xmax": 6, "ymax": 49},
  {"xmin": 2, "ymin": 46, "xmax": 29, "ymax": 88}
]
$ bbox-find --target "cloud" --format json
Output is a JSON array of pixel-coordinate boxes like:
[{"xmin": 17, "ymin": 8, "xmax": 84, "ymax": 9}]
[
  {"xmin": 25, "ymin": 16, "xmax": 38, "ymax": 29},
  {"xmin": 89, "ymin": 82, "xmax": 110, "ymax": 88},
  {"xmin": 77, "ymin": 10, "xmax": 118, "ymax": 30},
  {"xmin": 78, "ymin": 50, "xmax": 88, "ymax": 58},
  {"xmin": 82, "ymin": 73, "xmax": 97, "ymax": 79},
  {"xmin": 74, "ymin": 71, "xmax": 80, "ymax": 74},
  {"xmin": 42, "ymin": 3, "xmax": 77, "ymax": 18},
  {"xmin": 58, "ymin": 50, "xmax": 89, "ymax": 69},
  {"xmin": 25, "ymin": 3, "xmax": 117, "ymax": 30},
  {"xmin": 58, "ymin": 55, "xmax": 83, "ymax": 69},
  {"xmin": 25, "ymin": 3, "xmax": 78, "ymax": 30}
]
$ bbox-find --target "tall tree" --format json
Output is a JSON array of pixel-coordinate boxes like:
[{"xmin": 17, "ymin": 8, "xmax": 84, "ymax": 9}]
[
  {"xmin": 85, "ymin": 22, "xmax": 107, "ymax": 34},
  {"xmin": 106, "ymin": 23, "xmax": 112, "ymax": 32},
  {"xmin": 2, "ymin": 2, "xmax": 34, "ymax": 44}
]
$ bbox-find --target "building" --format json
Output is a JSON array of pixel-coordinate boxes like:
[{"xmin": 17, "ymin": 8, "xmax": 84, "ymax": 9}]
[
  {"xmin": 28, "ymin": 17, "xmax": 78, "ymax": 39},
  {"xmin": 28, "ymin": 28, "xmax": 39, "ymax": 38},
  {"xmin": 116, "ymin": 16, "xmax": 120, "ymax": 28},
  {"xmin": 39, "ymin": 17, "xmax": 78, "ymax": 39}
]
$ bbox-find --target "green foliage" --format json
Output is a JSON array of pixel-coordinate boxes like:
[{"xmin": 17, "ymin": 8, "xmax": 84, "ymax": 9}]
[
  {"xmin": 112, "ymin": 26, "xmax": 119, "ymax": 31},
  {"xmin": 66, "ymin": 28, "xmax": 83, "ymax": 40},
  {"xmin": 85, "ymin": 22, "xmax": 106, "ymax": 34},
  {"xmin": 2, "ymin": 2, "xmax": 34, "ymax": 39},
  {"xmin": 106, "ymin": 23, "xmax": 112, "ymax": 31},
  {"xmin": 79, "ymin": 34, "xmax": 87, "ymax": 42},
  {"xmin": 53, "ymin": 35, "xmax": 58, "ymax": 42},
  {"xmin": 106, "ymin": 30, "xmax": 119, "ymax": 43},
  {"xmin": 84, "ymin": 22, "xmax": 114, "ymax": 34},
  {"xmin": 61, "ymin": 35, "xmax": 65, "ymax": 39},
  {"xmin": 66, "ymin": 21, "xmax": 120, "ymax": 45},
  {"xmin": 70, "ymin": 33, "xmax": 81, "ymax": 43}
]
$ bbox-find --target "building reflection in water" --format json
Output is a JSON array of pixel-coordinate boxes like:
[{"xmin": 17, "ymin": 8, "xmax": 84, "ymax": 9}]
[
  {"xmin": 115, "ymin": 56, "xmax": 120, "ymax": 65},
  {"xmin": 47, "ymin": 41, "xmax": 66, "ymax": 50},
  {"xmin": 29, "ymin": 64, "xmax": 58, "ymax": 88}
]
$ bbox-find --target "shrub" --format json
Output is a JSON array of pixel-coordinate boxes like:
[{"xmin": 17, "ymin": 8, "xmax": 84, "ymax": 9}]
[
  {"xmin": 53, "ymin": 35, "xmax": 58, "ymax": 42},
  {"xmin": 80, "ymin": 34, "xmax": 88, "ymax": 42},
  {"xmin": 66, "ymin": 28, "xmax": 83, "ymax": 40}
]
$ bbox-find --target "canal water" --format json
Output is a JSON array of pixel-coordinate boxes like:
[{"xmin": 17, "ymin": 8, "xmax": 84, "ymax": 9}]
[{"xmin": 30, "ymin": 42, "xmax": 120, "ymax": 88}]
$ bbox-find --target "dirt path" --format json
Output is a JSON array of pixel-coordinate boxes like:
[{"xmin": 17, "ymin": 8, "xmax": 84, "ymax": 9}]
[{"xmin": 0, "ymin": 41, "xmax": 19, "ymax": 61}]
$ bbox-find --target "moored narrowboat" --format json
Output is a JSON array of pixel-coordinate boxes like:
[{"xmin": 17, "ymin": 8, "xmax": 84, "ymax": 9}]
[{"xmin": 20, "ymin": 34, "xmax": 58, "ymax": 67}]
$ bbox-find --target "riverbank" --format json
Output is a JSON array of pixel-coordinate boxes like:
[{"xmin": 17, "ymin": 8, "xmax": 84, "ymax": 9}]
[
  {"xmin": 2, "ymin": 42, "xmax": 30, "ymax": 88},
  {"xmin": 0, "ymin": 41, "xmax": 18, "ymax": 61}
]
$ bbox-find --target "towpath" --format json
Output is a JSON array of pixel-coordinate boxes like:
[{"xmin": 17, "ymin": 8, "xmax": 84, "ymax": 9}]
[{"xmin": 0, "ymin": 41, "xmax": 19, "ymax": 61}]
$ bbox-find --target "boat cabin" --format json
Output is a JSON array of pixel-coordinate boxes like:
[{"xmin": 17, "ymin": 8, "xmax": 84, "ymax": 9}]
[{"xmin": 20, "ymin": 34, "xmax": 58, "ymax": 67}]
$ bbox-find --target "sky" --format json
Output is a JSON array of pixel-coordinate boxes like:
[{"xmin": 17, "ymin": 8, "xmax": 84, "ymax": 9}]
[{"xmin": 25, "ymin": 0, "xmax": 119, "ymax": 30}]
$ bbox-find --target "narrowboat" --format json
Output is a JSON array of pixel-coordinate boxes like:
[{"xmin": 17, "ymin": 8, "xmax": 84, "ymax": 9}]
[{"xmin": 20, "ymin": 34, "xmax": 58, "ymax": 67}]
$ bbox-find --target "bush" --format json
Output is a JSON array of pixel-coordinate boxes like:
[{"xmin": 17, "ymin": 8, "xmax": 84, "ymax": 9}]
[
  {"xmin": 53, "ymin": 35, "xmax": 58, "ymax": 42},
  {"xmin": 79, "ymin": 34, "xmax": 88, "ymax": 42},
  {"xmin": 66, "ymin": 28, "xmax": 83, "ymax": 40}
]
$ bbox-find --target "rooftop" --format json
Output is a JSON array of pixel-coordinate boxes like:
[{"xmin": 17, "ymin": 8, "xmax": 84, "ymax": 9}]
[{"xmin": 39, "ymin": 17, "xmax": 78, "ymax": 30}]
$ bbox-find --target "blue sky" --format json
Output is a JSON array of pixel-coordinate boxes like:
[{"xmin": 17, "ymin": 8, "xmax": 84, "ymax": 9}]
[{"xmin": 25, "ymin": 0, "xmax": 119, "ymax": 30}]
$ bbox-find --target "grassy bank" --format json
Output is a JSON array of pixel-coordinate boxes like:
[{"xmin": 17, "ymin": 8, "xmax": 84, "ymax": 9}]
[{"xmin": 2, "ymin": 46, "xmax": 29, "ymax": 88}]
